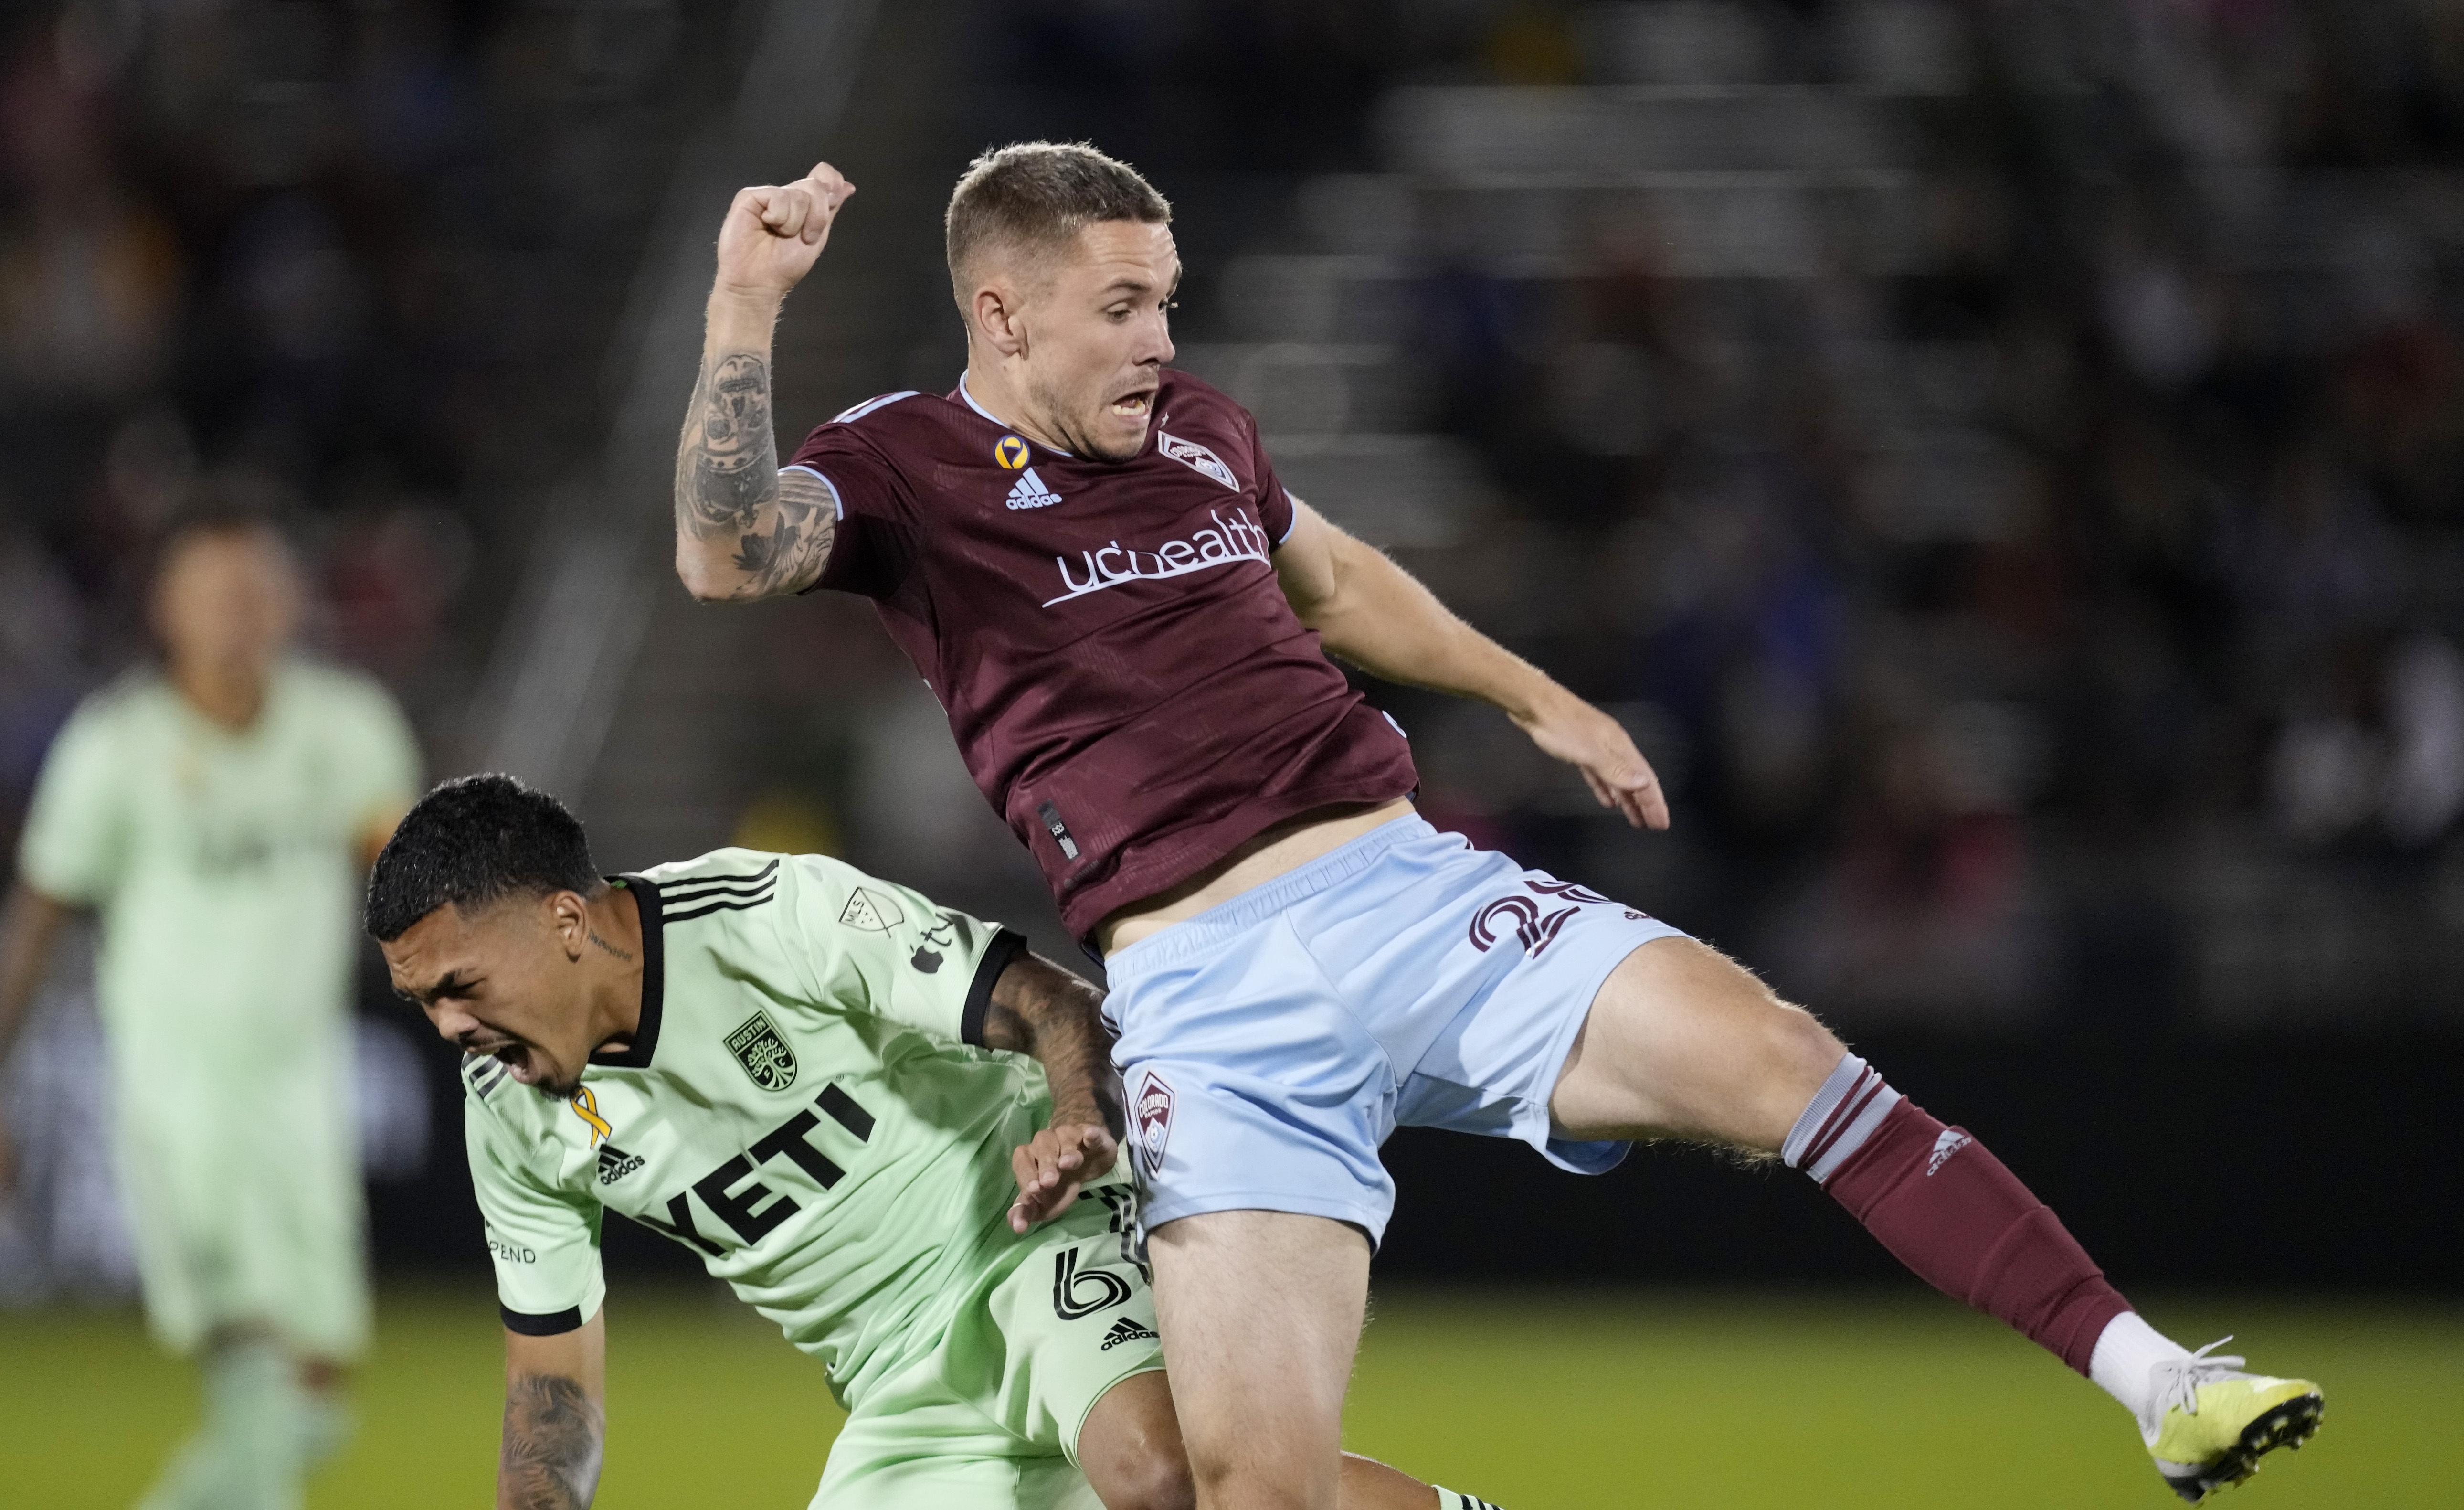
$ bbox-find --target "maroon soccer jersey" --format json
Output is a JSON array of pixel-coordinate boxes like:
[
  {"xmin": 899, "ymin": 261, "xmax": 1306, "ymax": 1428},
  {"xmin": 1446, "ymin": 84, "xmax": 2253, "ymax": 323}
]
[{"xmin": 787, "ymin": 369, "xmax": 1418, "ymax": 939}]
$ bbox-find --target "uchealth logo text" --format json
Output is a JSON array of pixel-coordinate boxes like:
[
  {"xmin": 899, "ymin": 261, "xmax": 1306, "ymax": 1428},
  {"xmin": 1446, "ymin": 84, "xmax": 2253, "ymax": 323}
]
[{"xmin": 1044, "ymin": 509, "xmax": 1272, "ymax": 607}]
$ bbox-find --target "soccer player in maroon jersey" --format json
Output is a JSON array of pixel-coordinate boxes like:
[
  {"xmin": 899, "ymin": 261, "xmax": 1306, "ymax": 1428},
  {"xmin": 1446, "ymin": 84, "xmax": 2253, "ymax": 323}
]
[{"xmin": 668, "ymin": 146, "xmax": 2322, "ymax": 1508}]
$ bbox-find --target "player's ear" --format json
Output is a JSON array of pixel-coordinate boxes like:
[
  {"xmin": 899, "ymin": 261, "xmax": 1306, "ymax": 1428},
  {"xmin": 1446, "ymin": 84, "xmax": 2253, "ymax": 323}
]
[
  {"xmin": 973, "ymin": 282, "xmax": 1027, "ymax": 359},
  {"xmin": 548, "ymin": 889, "xmax": 590, "ymax": 962}
]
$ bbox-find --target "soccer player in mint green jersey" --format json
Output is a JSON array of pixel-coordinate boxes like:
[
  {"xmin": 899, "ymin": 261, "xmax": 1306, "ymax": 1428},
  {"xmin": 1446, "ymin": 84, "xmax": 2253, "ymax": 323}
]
[
  {"xmin": 367, "ymin": 774, "xmax": 1495, "ymax": 1510},
  {"xmin": 0, "ymin": 506, "xmax": 421, "ymax": 1510}
]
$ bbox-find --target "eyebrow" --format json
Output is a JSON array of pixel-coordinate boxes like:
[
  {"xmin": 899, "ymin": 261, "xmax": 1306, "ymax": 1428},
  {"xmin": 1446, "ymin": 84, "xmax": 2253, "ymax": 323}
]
[
  {"xmin": 401, "ymin": 969, "xmax": 473, "ymax": 1006},
  {"xmin": 1102, "ymin": 266, "xmax": 1183, "ymax": 298}
]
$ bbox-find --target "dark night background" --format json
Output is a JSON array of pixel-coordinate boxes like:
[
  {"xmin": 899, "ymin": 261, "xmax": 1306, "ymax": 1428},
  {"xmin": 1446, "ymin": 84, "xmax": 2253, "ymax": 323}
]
[{"xmin": 1, "ymin": 0, "xmax": 2458, "ymax": 1305}]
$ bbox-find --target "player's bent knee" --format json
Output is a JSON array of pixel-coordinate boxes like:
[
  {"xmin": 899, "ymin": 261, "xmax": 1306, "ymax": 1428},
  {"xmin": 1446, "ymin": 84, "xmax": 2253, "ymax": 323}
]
[
  {"xmin": 1094, "ymin": 1450, "xmax": 1198, "ymax": 1510},
  {"xmin": 1078, "ymin": 1372, "xmax": 1198, "ymax": 1510}
]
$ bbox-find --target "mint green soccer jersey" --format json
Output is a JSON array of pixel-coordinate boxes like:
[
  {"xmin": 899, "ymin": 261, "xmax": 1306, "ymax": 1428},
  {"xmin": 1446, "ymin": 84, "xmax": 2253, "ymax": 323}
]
[
  {"xmin": 15, "ymin": 658, "xmax": 420, "ymax": 1356},
  {"xmin": 20, "ymin": 659, "xmax": 419, "ymax": 1065},
  {"xmin": 462, "ymin": 849, "xmax": 1130, "ymax": 1409}
]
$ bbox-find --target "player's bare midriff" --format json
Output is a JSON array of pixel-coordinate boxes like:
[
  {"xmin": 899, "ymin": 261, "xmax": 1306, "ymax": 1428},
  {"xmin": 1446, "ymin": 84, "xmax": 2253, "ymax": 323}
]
[{"xmin": 1095, "ymin": 797, "xmax": 1417, "ymax": 957}]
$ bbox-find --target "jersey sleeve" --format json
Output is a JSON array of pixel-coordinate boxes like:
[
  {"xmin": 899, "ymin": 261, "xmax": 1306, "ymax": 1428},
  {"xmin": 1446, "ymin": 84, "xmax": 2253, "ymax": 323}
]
[
  {"xmin": 786, "ymin": 417, "xmax": 917, "ymax": 599},
  {"xmin": 330, "ymin": 677, "xmax": 422, "ymax": 836},
  {"xmin": 465, "ymin": 1097, "xmax": 605, "ymax": 1335},
  {"xmin": 772, "ymin": 856, "xmax": 1027, "ymax": 1046},
  {"xmin": 16, "ymin": 698, "xmax": 128, "ymax": 906},
  {"xmin": 1248, "ymin": 413, "xmax": 1299, "ymax": 548}
]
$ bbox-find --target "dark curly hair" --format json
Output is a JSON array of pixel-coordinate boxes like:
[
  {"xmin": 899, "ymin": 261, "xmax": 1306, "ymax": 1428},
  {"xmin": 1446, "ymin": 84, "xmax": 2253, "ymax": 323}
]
[{"xmin": 365, "ymin": 773, "xmax": 599, "ymax": 941}]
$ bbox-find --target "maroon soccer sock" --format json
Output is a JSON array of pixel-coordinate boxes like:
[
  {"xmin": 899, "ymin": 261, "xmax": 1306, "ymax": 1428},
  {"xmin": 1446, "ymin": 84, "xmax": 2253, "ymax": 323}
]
[{"xmin": 1782, "ymin": 1054, "xmax": 2132, "ymax": 1375}]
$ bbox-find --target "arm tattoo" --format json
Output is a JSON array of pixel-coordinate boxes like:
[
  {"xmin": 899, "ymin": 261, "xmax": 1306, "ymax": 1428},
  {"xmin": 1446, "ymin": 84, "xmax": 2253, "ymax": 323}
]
[
  {"xmin": 499, "ymin": 1373, "xmax": 603, "ymax": 1510},
  {"xmin": 678, "ymin": 351, "xmax": 776, "ymax": 538},
  {"xmin": 674, "ymin": 351, "xmax": 837, "ymax": 598},
  {"xmin": 983, "ymin": 956, "xmax": 1123, "ymax": 1137},
  {"xmin": 730, "ymin": 468, "xmax": 837, "ymax": 599}
]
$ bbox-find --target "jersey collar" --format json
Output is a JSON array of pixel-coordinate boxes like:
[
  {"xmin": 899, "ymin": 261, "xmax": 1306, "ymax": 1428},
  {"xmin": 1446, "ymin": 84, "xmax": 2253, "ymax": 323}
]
[
  {"xmin": 591, "ymin": 875, "xmax": 666, "ymax": 1070},
  {"xmin": 956, "ymin": 372, "xmax": 1074, "ymax": 457}
]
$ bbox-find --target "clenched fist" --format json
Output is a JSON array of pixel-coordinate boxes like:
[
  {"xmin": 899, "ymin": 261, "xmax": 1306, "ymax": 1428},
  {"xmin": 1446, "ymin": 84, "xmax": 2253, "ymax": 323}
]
[{"xmin": 714, "ymin": 161, "xmax": 856, "ymax": 301}]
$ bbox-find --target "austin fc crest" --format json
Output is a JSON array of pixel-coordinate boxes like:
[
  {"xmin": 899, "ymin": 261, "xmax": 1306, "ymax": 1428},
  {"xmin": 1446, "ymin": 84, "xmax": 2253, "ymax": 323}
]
[{"xmin": 725, "ymin": 1010, "xmax": 798, "ymax": 1092}]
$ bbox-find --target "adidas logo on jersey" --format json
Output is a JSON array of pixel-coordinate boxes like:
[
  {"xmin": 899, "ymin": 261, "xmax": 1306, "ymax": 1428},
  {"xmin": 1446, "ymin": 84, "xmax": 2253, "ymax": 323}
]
[
  {"xmin": 1100, "ymin": 1317, "xmax": 1159, "ymax": 1351},
  {"xmin": 1005, "ymin": 467, "xmax": 1063, "ymax": 510},
  {"xmin": 597, "ymin": 1144, "xmax": 645, "ymax": 1185}
]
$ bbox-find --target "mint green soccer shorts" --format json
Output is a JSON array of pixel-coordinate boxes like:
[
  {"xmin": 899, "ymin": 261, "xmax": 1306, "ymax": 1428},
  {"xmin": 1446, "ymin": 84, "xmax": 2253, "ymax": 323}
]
[{"xmin": 809, "ymin": 1189, "xmax": 1166, "ymax": 1509}]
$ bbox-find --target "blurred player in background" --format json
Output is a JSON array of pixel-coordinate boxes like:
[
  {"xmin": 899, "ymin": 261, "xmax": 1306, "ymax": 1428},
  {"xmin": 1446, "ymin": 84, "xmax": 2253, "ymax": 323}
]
[
  {"xmin": 671, "ymin": 145, "xmax": 2321, "ymax": 1510},
  {"xmin": 0, "ymin": 503, "xmax": 420, "ymax": 1510},
  {"xmin": 365, "ymin": 773, "xmax": 1487, "ymax": 1510}
]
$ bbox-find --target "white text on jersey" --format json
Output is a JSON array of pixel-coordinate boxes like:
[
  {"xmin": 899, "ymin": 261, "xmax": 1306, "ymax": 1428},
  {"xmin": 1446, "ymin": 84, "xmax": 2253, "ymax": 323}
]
[{"xmin": 1044, "ymin": 509, "xmax": 1273, "ymax": 607}]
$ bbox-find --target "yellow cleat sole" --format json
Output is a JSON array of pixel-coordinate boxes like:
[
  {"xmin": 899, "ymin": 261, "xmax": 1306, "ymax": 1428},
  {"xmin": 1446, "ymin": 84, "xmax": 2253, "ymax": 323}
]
[{"xmin": 2158, "ymin": 1390, "xmax": 2325, "ymax": 1503}]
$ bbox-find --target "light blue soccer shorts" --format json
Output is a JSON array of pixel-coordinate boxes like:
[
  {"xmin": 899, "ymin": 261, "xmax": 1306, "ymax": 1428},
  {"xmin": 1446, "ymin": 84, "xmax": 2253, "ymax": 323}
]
[{"xmin": 1102, "ymin": 814, "xmax": 1690, "ymax": 1243}]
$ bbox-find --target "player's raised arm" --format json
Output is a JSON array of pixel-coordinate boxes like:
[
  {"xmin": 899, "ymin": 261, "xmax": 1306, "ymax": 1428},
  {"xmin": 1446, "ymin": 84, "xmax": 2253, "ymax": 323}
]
[
  {"xmin": 980, "ymin": 952, "xmax": 1124, "ymax": 1232},
  {"xmin": 499, "ymin": 1310, "xmax": 606, "ymax": 1510},
  {"xmin": 1274, "ymin": 498, "xmax": 1671, "ymax": 832},
  {"xmin": 673, "ymin": 162, "xmax": 856, "ymax": 603}
]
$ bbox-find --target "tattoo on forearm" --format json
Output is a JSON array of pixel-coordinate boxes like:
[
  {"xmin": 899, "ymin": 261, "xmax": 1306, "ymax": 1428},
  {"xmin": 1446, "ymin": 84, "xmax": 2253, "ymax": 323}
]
[
  {"xmin": 679, "ymin": 351, "xmax": 776, "ymax": 536},
  {"xmin": 674, "ymin": 351, "xmax": 836, "ymax": 598},
  {"xmin": 499, "ymin": 1373, "xmax": 603, "ymax": 1510},
  {"xmin": 986, "ymin": 959, "xmax": 1123, "ymax": 1137}
]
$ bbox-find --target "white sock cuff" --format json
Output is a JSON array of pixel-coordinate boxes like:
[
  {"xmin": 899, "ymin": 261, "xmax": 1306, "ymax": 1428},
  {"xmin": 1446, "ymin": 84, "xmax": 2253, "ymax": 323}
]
[
  {"xmin": 1781, "ymin": 1052, "xmax": 1902, "ymax": 1182},
  {"xmin": 2088, "ymin": 1311, "xmax": 2189, "ymax": 1430},
  {"xmin": 1436, "ymin": 1491, "xmax": 1504, "ymax": 1510}
]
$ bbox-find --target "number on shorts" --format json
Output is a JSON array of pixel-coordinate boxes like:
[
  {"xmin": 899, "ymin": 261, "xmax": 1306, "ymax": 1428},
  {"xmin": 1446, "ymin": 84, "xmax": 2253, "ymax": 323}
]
[{"xmin": 1052, "ymin": 1247, "xmax": 1134, "ymax": 1320}]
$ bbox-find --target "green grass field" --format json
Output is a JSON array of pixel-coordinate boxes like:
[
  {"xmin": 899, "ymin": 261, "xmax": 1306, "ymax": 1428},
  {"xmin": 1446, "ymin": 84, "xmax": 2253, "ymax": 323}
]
[{"xmin": 2, "ymin": 1287, "xmax": 2451, "ymax": 1507}]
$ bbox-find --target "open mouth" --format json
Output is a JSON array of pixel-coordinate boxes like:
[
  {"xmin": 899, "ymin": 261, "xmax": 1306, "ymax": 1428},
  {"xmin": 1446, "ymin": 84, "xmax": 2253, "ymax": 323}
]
[
  {"xmin": 1108, "ymin": 390, "xmax": 1153, "ymax": 420},
  {"xmin": 467, "ymin": 1036, "xmax": 532, "ymax": 1080}
]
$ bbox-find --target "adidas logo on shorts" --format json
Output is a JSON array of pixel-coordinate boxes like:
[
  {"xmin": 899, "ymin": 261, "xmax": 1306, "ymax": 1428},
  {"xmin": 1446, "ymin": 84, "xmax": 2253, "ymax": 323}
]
[
  {"xmin": 1099, "ymin": 1318, "xmax": 1158, "ymax": 1351},
  {"xmin": 598, "ymin": 1144, "xmax": 645, "ymax": 1185}
]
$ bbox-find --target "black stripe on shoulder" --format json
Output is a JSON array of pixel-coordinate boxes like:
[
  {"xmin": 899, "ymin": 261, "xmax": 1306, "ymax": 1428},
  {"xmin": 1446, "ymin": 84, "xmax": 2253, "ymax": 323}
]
[
  {"xmin": 660, "ymin": 877, "xmax": 779, "ymax": 906},
  {"xmin": 500, "ymin": 1305, "xmax": 583, "ymax": 1336},
  {"xmin": 662, "ymin": 858, "xmax": 780, "ymax": 891},
  {"xmin": 666, "ymin": 891, "xmax": 777, "ymax": 924},
  {"xmin": 961, "ymin": 928, "xmax": 1031, "ymax": 1048}
]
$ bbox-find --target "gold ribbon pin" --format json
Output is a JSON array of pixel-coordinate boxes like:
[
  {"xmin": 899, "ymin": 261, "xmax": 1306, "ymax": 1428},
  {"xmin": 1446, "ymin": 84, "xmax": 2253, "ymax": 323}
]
[{"xmin": 569, "ymin": 1086, "xmax": 612, "ymax": 1148}]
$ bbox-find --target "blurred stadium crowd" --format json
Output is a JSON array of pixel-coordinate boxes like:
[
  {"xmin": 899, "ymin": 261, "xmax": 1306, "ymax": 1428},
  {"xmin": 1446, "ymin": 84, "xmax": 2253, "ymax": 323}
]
[{"xmin": 6, "ymin": 0, "xmax": 2464, "ymax": 1294}]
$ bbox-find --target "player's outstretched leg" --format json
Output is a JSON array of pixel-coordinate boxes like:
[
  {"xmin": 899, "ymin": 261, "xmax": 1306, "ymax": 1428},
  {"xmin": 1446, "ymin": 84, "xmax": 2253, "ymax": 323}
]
[{"xmin": 1548, "ymin": 936, "xmax": 2323, "ymax": 1503}]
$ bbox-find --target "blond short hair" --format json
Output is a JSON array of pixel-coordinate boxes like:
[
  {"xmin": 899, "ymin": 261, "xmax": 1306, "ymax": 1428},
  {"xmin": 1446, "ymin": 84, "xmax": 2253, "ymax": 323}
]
[{"xmin": 945, "ymin": 141, "xmax": 1171, "ymax": 301}]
